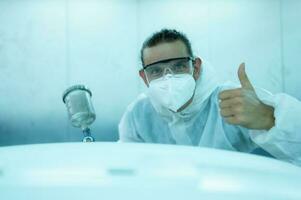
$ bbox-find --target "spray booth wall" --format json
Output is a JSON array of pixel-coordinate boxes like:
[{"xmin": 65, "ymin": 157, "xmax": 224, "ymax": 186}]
[{"xmin": 0, "ymin": 0, "xmax": 300, "ymax": 146}]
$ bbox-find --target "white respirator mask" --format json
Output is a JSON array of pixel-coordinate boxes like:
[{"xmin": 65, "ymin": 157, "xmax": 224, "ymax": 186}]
[{"xmin": 147, "ymin": 73, "xmax": 196, "ymax": 112}]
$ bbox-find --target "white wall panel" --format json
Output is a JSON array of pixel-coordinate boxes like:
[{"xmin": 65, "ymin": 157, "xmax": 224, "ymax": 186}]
[
  {"xmin": 67, "ymin": 0, "xmax": 139, "ymax": 141},
  {"xmin": 281, "ymin": 0, "xmax": 301, "ymax": 100},
  {"xmin": 208, "ymin": 0, "xmax": 282, "ymax": 93},
  {"xmin": 0, "ymin": 0, "xmax": 68, "ymax": 145}
]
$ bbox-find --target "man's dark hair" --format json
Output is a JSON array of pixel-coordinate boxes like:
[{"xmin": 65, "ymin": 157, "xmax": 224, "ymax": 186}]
[{"xmin": 140, "ymin": 29, "xmax": 193, "ymax": 66}]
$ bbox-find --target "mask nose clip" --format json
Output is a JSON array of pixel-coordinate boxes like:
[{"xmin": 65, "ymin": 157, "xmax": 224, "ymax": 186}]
[{"xmin": 163, "ymin": 67, "xmax": 173, "ymax": 77}]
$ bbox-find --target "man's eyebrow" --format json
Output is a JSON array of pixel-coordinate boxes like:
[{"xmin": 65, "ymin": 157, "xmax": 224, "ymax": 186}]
[{"xmin": 144, "ymin": 57, "xmax": 189, "ymax": 69}]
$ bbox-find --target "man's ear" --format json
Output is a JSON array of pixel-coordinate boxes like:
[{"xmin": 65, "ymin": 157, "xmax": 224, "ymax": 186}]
[
  {"xmin": 139, "ymin": 69, "xmax": 149, "ymax": 87},
  {"xmin": 193, "ymin": 57, "xmax": 202, "ymax": 80}
]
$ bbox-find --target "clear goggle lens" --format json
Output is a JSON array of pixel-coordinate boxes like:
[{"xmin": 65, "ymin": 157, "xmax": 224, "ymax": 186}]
[{"xmin": 144, "ymin": 57, "xmax": 193, "ymax": 82}]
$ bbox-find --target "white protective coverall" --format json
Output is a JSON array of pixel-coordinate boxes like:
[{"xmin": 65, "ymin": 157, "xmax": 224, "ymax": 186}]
[{"xmin": 118, "ymin": 61, "xmax": 301, "ymax": 166}]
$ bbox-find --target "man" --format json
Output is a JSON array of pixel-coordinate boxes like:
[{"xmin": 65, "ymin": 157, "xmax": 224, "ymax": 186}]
[{"xmin": 118, "ymin": 29, "xmax": 301, "ymax": 165}]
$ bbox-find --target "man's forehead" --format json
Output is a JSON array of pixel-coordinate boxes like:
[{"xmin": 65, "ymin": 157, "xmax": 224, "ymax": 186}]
[{"xmin": 143, "ymin": 40, "xmax": 189, "ymax": 66}]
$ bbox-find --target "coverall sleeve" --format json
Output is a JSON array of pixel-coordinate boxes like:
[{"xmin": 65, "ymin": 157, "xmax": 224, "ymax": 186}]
[
  {"xmin": 249, "ymin": 90, "xmax": 301, "ymax": 165},
  {"xmin": 118, "ymin": 108, "xmax": 144, "ymax": 143}
]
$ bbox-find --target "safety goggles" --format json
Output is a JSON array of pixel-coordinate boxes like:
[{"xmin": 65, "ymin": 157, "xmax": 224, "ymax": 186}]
[{"xmin": 143, "ymin": 57, "xmax": 194, "ymax": 82}]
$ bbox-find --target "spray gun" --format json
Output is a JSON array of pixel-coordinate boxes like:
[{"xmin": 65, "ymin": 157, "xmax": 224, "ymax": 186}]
[{"xmin": 62, "ymin": 85, "xmax": 96, "ymax": 142}]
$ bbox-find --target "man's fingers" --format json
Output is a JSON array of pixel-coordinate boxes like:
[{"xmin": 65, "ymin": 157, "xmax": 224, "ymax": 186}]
[
  {"xmin": 238, "ymin": 63, "xmax": 254, "ymax": 90},
  {"xmin": 219, "ymin": 97, "xmax": 242, "ymax": 109},
  {"xmin": 220, "ymin": 104, "xmax": 243, "ymax": 116},
  {"xmin": 220, "ymin": 108, "xmax": 234, "ymax": 117},
  {"xmin": 219, "ymin": 88, "xmax": 242, "ymax": 100},
  {"xmin": 224, "ymin": 116, "xmax": 240, "ymax": 125}
]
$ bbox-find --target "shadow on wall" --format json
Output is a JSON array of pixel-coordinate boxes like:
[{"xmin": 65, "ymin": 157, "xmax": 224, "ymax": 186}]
[
  {"xmin": 0, "ymin": 117, "xmax": 119, "ymax": 146},
  {"xmin": 0, "ymin": 115, "xmax": 275, "ymax": 158}
]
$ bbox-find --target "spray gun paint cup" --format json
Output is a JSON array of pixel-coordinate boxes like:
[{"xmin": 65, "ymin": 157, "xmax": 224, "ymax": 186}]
[{"xmin": 62, "ymin": 85, "xmax": 96, "ymax": 142}]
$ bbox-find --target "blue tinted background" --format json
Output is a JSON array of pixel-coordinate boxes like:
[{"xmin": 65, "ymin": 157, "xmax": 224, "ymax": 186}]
[{"xmin": 0, "ymin": 0, "xmax": 300, "ymax": 152}]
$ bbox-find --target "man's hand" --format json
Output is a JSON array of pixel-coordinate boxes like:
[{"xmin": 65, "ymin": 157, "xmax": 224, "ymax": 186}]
[{"xmin": 218, "ymin": 63, "xmax": 275, "ymax": 130}]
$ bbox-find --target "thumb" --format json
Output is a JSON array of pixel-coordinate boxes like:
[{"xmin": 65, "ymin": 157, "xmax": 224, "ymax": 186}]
[{"xmin": 238, "ymin": 63, "xmax": 253, "ymax": 90}]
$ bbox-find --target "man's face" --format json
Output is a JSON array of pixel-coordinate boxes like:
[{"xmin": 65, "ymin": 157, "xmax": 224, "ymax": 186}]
[{"xmin": 140, "ymin": 40, "xmax": 201, "ymax": 86}]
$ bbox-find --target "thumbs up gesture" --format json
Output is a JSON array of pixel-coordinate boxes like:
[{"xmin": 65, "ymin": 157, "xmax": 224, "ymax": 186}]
[{"xmin": 218, "ymin": 63, "xmax": 275, "ymax": 130}]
